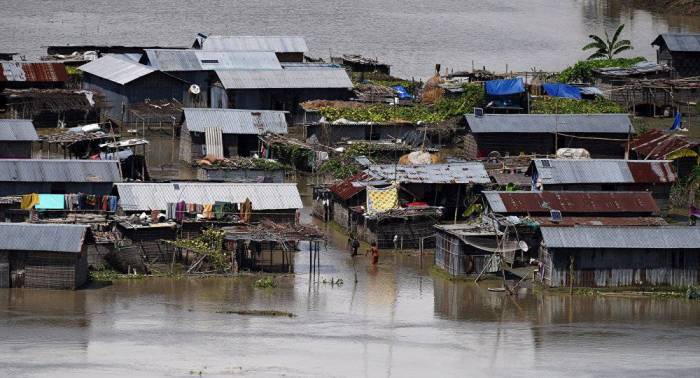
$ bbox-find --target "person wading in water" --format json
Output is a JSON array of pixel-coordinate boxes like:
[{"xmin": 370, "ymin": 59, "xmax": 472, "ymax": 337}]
[
  {"xmin": 349, "ymin": 234, "xmax": 360, "ymax": 257},
  {"xmin": 365, "ymin": 241, "xmax": 379, "ymax": 265}
]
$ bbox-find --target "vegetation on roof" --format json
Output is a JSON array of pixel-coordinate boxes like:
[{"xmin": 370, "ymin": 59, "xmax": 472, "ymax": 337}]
[
  {"xmin": 318, "ymin": 157, "xmax": 360, "ymax": 179},
  {"xmin": 558, "ymin": 57, "xmax": 647, "ymax": 83},
  {"xmin": 531, "ymin": 96, "xmax": 624, "ymax": 114},
  {"xmin": 351, "ymin": 72, "xmax": 419, "ymax": 92},
  {"xmin": 197, "ymin": 157, "xmax": 288, "ymax": 171},
  {"xmin": 318, "ymin": 84, "xmax": 485, "ymax": 123},
  {"xmin": 270, "ymin": 143, "xmax": 315, "ymax": 171}
]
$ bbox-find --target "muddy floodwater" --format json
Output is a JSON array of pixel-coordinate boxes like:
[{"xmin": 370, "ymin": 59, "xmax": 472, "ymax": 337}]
[{"xmin": 2, "ymin": 209, "xmax": 700, "ymax": 377}]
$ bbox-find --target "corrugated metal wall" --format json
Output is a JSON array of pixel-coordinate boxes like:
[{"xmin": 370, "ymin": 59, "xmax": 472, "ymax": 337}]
[
  {"xmin": 545, "ymin": 247, "xmax": 700, "ymax": 287},
  {"xmin": 435, "ymin": 232, "xmax": 500, "ymax": 277}
]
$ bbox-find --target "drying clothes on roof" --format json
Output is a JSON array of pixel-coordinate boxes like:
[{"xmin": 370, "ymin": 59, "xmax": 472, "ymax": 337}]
[
  {"xmin": 20, "ymin": 193, "xmax": 39, "ymax": 210},
  {"xmin": 366, "ymin": 185, "xmax": 398, "ymax": 216},
  {"xmin": 36, "ymin": 194, "xmax": 66, "ymax": 210}
]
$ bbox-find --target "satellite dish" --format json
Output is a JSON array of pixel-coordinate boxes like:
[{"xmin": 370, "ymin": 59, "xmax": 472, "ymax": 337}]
[
  {"xmin": 518, "ymin": 241, "xmax": 529, "ymax": 252},
  {"xmin": 189, "ymin": 84, "xmax": 201, "ymax": 95}
]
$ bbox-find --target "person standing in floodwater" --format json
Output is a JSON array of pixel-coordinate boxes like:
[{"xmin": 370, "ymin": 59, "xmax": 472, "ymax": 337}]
[
  {"xmin": 366, "ymin": 241, "xmax": 379, "ymax": 265},
  {"xmin": 349, "ymin": 235, "xmax": 360, "ymax": 257}
]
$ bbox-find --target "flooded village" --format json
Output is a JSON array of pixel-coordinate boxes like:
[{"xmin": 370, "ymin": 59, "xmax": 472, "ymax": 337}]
[{"xmin": 2, "ymin": 1, "xmax": 700, "ymax": 376}]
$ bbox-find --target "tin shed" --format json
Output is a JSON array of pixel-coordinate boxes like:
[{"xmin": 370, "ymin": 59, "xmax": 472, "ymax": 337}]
[
  {"xmin": 0, "ymin": 223, "xmax": 91, "ymax": 290},
  {"xmin": 539, "ymin": 226, "xmax": 700, "ymax": 288}
]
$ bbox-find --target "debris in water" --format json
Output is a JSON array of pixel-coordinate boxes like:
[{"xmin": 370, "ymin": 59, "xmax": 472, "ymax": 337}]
[{"xmin": 217, "ymin": 310, "xmax": 295, "ymax": 317}]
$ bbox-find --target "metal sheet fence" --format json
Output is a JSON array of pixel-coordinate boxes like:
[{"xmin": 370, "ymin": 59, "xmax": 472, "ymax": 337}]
[{"xmin": 435, "ymin": 232, "xmax": 499, "ymax": 277}]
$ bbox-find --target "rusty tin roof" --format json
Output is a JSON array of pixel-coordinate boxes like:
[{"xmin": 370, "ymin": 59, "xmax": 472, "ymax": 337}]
[
  {"xmin": 329, "ymin": 172, "xmax": 369, "ymax": 201},
  {"xmin": 0, "ymin": 62, "xmax": 68, "ymax": 82},
  {"xmin": 630, "ymin": 129, "xmax": 699, "ymax": 160},
  {"xmin": 483, "ymin": 191, "xmax": 660, "ymax": 215}
]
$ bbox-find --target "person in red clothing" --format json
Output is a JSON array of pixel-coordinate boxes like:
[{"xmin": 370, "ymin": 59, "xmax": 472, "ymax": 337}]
[{"xmin": 366, "ymin": 241, "xmax": 379, "ymax": 265}]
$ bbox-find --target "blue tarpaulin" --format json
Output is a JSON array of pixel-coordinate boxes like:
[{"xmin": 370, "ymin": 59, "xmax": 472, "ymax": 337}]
[
  {"xmin": 485, "ymin": 78, "xmax": 525, "ymax": 96},
  {"xmin": 543, "ymin": 83, "xmax": 582, "ymax": 100},
  {"xmin": 392, "ymin": 85, "xmax": 412, "ymax": 99}
]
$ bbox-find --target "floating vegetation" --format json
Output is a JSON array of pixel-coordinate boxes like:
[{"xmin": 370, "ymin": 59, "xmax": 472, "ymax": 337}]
[
  {"xmin": 253, "ymin": 276, "xmax": 278, "ymax": 289},
  {"xmin": 90, "ymin": 268, "xmax": 144, "ymax": 281}
]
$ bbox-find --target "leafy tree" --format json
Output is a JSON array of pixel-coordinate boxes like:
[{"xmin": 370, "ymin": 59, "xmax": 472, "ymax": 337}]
[{"xmin": 583, "ymin": 24, "xmax": 633, "ymax": 60}]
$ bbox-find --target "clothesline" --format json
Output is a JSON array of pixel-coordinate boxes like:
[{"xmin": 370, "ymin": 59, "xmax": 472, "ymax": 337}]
[{"xmin": 20, "ymin": 193, "xmax": 118, "ymax": 212}]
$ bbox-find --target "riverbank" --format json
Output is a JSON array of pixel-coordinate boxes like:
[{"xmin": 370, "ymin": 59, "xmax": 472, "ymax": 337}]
[{"xmin": 628, "ymin": 0, "xmax": 700, "ymax": 15}]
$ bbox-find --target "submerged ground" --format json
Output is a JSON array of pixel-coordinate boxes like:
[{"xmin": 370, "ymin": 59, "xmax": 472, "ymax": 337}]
[{"xmin": 1, "ymin": 210, "xmax": 699, "ymax": 377}]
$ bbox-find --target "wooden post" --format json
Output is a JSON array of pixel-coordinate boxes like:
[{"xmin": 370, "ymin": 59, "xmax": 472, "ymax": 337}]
[
  {"xmin": 453, "ymin": 185, "xmax": 461, "ymax": 224},
  {"xmin": 316, "ymin": 242, "xmax": 321, "ymax": 278},
  {"xmin": 569, "ymin": 255, "xmax": 575, "ymax": 295},
  {"xmin": 309, "ymin": 241, "xmax": 313, "ymax": 276}
]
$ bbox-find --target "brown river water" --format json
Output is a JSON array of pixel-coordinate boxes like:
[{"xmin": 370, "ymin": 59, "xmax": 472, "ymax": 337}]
[
  {"xmin": 1, "ymin": 0, "xmax": 700, "ymax": 78},
  {"xmin": 2, "ymin": 207, "xmax": 700, "ymax": 377}
]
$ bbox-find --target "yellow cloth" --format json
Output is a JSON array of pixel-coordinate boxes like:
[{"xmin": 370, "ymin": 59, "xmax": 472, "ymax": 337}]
[
  {"xmin": 366, "ymin": 186, "xmax": 398, "ymax": 215},
  {"xmin": 240, "ymin": 198, "xmax": 252, "ymax": 223},
  {"xmin": 20, "ymin": 193, "xmax": 39, "ymax": 210},
  {"xmin": 203, "ymin": 204, "xmax": 214, "ymax": 219}
]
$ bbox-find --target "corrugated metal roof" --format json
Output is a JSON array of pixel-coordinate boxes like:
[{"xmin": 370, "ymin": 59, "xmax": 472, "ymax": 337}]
[
  {"xmin": 483, "ymin": 191, "xmax": 659, "ymax": 214},
  {"xmin": 198, "ymin": 36, "xmax": 308, "ymax": 53},
  {"xmin": 0, "ymin": 62, "xmax": 68, "ymax": 83},
  {"xmin": 78, "ymin": 55, "xmax": 155, "ymax": 85},
  {"xmin": 488, "ymin": 171, "xmax": 531, "ymax": 186},
  {"xmin": 528, "ymin": 159, "xmax": 676, "ymax": 185},
  {"xmin": 215, "ymin": 67, "xmax": 353, "ymax": 89},
  {"xmin": 652, "ymin": 33, "xmax": 700, "ymax": 52},
  {"xmin": 144, "ymin": 49, "xmax": 281, "ymax": 71},
  {"xmin": 0, "ymin": 159, "xmax": 122, "ymax": 182},
  {"xmin": 329, "ymin": 172, "xmax": 370, "ymax": 200},
  {"xmin": 104, "ymin": 53, "xmax": 143, "ymax": 62},
  {"xmin": 364, "ymin": 163, "xmax": 491, "ymax": 184},
  {"xmin": 0, "ymin": 119, "xmax": 39, "ymax": 141},
  {"xmin": 183, "ymin": 108, "xmax": 287, "ymax": 135},
  {"xmin": 541, "ymin": 226, "xmax": 700, "ymax": 249},
  {"xmin": 115, "ymin": 182, "xmax": 302, "ymax": 211},
  {"xmin": 0, "ymin": 223, "xmax": 87, "ymax": 253},
  {"xmin": 630, "ymin": 129, "xmax": 699, "ymax": 160},
  {"xmin": 464, "ymin": 114, "xmax": 633, "ymax": 134},
  {"xmin": 532, "ymin": 216, "xmax": 668, "ymax": 227}
]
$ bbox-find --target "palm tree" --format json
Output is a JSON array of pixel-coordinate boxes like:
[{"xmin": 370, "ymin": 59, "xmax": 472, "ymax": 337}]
[{"xmin": 583, "ymin": 24, "xmax": 633, "ymax": 60}]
